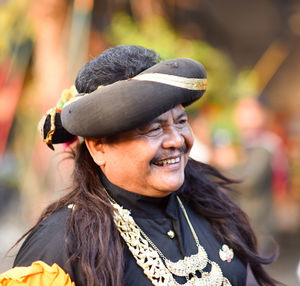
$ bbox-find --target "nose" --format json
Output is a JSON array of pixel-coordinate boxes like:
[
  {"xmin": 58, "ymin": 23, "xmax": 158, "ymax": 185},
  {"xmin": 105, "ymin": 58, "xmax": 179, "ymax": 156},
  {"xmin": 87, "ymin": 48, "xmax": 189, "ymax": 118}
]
[{"xmin": 162, "ymin": 127, "xmax": 185, "ymax": 149}]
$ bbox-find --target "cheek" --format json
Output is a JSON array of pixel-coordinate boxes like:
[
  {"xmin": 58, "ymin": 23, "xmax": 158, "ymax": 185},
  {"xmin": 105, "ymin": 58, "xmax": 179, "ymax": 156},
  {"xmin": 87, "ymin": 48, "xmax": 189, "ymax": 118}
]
[
  {"xmin": 182, "ymin": 127, "xmax": 194, "ymax": 167},
  {"xmin": 120, "ymin": 141, "xmax": 159, "ymax": 170},
  {"xmin": 184, "ymin": 126, "xmax": 194, "ymax": 152}
]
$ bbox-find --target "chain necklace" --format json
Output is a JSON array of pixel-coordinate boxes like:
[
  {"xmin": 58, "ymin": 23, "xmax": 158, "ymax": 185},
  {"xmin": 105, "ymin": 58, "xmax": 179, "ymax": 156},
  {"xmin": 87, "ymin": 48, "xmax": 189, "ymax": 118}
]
[{"xmin": 105, "ymin": 189, "xmax": 232, "ymax": 286}]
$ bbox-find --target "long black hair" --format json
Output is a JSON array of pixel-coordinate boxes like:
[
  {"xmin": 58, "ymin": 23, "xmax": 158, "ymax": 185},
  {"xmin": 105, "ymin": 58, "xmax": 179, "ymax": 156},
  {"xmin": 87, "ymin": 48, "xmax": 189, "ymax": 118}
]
[{"xmin": 182, "ymin": 159, "xmax": 279, "ymax": 285}]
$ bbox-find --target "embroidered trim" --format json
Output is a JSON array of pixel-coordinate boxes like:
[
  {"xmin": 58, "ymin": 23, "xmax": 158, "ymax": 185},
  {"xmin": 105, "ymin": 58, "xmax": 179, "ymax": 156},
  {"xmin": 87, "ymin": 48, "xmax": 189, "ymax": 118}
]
[{"xmin": 133, "ymin": 73, "xmax": 207, "ymax": 91}]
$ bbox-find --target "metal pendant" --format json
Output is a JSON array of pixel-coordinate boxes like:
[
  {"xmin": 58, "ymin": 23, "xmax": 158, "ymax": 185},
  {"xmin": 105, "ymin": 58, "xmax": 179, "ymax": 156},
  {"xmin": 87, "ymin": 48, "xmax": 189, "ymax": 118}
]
[{"xmin": 165, "ymin": 246, "xmax": 208, "ymax": 277}]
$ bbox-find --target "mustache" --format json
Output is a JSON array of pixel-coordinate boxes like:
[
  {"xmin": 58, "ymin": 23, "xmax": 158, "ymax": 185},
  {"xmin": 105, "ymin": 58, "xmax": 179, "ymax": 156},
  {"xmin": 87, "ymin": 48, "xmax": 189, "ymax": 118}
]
[{"xmin": 151, "ymin": 146, "xmax": 188, "ymax": 163}]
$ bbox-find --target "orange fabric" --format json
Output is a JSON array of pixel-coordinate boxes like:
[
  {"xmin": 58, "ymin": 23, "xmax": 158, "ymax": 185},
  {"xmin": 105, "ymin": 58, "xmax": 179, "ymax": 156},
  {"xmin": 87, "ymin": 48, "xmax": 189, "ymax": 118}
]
[{"xmin": 0, "ymin": 261, "xmax": 75, "ymax": 286}]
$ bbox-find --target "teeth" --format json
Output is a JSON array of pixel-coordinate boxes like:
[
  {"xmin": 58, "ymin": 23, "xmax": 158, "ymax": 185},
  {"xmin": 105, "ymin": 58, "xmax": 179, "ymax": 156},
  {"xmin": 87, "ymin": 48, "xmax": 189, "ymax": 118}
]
[{"xmin": 159, "ymin": 157, "xmax": 180, "ymax": 166}]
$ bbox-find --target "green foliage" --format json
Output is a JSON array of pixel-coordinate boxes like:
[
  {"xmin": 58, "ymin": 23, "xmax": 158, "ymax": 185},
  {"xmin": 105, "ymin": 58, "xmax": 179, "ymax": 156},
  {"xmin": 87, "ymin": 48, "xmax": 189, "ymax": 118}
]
[
  {"xmin": 231, "ymin": 68, "xmax": 259, "ymax": 99},
  {"xmin": 0, "ymin": 0, "xmax": 33, "ymax": 64},
  {"xmin": 210, "ymin": 106, "xmax": 239, "ymax": 143},
  {"xmin": 107, "ymin": 12, "xmax": 236, "ymax": 110}
]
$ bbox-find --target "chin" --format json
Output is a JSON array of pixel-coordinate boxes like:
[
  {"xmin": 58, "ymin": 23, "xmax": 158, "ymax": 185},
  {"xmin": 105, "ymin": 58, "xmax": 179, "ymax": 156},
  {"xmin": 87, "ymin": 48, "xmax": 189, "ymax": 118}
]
[
  {"xmin": 149, "ymin": 169, "xmax": 185, "ymax": 195},
  {"xmin": 160, "ymin": 178, "xmax": 184, "ymax": 193}
]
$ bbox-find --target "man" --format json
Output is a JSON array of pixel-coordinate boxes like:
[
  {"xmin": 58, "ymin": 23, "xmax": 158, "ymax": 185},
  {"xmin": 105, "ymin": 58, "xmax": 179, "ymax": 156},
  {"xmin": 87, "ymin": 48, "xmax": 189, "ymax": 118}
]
[{"xmin": 1, "ymin": 45, "xmax": 278, "ymax": 285}]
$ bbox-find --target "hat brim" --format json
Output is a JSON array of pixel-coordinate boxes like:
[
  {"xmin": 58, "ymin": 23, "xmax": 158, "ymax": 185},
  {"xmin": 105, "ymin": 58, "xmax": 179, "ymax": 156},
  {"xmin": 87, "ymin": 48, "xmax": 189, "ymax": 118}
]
[{"xmin": 60, "ymin": 58, "xmax": 207, "ymax": 138}]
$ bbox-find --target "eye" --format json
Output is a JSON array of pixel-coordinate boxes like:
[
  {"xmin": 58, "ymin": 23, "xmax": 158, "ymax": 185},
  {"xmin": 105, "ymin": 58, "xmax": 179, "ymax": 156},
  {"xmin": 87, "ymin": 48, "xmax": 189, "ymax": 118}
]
[
  {"xmin": 177, "ymin": 117, "xmax": 188, "ymax": 127},
  {"xmin": 137, "ymin": 123, "xmax": 162, "ymax": 137},
  {"xmin": 147, "ymin": 125, "xmax": 162, "ymax": 136}
]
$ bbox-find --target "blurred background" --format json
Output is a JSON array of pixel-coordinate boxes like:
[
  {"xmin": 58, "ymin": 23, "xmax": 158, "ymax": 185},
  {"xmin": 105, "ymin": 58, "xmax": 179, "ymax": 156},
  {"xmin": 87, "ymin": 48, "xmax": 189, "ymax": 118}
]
[{"xmin": 0, "ymin": 0, "xmax": 300, "ymax": 284}]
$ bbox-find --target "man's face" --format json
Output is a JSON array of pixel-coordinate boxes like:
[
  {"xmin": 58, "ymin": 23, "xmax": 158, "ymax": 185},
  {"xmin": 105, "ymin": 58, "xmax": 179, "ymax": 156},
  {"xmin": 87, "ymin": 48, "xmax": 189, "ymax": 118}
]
[{"xmin": 88, "ymin": 105, "xmax": 194, "ymax": 197}]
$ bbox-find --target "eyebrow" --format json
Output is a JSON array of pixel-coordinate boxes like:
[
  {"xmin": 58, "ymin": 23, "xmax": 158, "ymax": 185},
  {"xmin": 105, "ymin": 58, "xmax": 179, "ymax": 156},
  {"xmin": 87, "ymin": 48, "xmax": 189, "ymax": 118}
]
[{"xmin": 151, "ymin": 110, "xmax": 188, "ymax": 125}]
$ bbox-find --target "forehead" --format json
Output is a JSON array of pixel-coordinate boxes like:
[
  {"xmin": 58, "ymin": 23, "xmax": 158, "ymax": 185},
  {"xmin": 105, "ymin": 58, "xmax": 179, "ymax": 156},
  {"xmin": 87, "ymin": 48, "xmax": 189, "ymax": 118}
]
[
  {"xmin": 147, "ymin": 105, "xmax": 186, "ymax": 123},
  {"xmin": 135, "ymin": 105, "xmax": 187, "ymax": 132}
]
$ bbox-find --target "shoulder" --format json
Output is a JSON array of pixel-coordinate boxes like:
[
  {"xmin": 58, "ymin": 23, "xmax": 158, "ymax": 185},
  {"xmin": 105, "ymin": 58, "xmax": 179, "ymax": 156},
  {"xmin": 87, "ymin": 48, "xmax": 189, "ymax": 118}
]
[
  {"xmin": 14, "ymin": 207, "xmax": 72, "ymax": 268},
  {"xmin": 14, "ymin": 206, "xmax": 86, "ymax": 286}
]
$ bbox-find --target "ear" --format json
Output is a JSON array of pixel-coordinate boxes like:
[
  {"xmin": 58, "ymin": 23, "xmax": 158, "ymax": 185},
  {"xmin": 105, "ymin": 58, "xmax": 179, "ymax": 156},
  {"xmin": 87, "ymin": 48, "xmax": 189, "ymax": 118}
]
[{"xmin": 85, "ymin": 137, "xmax": 106, "ymax": 166}]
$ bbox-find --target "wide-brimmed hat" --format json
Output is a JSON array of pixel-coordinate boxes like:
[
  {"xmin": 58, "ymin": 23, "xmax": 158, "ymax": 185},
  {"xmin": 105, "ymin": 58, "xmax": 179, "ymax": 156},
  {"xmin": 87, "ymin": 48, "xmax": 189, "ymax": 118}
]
[{"xmin": 39, "ymin": 58, "xmax": 207, "ymax": 150}]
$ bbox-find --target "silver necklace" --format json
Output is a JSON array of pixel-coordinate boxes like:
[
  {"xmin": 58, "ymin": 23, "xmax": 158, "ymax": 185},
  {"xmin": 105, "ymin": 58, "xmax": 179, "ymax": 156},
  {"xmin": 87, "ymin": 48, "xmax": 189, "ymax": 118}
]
[
  {"xmin": 138, "ymin": 196, "xmax": 209, "ymax": 278},
  {"xmin": 105, "ymin": 189, "xmax": 232, "ymax": 286}
]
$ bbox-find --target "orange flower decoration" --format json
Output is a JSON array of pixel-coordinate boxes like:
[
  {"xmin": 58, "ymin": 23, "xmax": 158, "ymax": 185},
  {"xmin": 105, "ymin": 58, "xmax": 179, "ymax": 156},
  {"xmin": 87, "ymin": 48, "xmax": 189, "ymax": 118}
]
[{"xmin": 0, "ymin": 261, "xmax": 75, "ymax": 286}]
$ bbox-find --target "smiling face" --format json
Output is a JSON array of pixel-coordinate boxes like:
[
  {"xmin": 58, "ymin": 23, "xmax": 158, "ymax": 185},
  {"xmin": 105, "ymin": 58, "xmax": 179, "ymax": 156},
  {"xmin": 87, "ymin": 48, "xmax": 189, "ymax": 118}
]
[{"xmin": 85, "ymin": 105, "xmax": 194, "ymax": 197}]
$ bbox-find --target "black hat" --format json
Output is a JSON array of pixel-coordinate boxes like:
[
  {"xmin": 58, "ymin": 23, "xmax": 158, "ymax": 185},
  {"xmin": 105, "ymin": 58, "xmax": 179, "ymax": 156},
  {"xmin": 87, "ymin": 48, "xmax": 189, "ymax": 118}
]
[{"xmin": 39, "ymin": 58, "xmax": 207, "ymax": 150}]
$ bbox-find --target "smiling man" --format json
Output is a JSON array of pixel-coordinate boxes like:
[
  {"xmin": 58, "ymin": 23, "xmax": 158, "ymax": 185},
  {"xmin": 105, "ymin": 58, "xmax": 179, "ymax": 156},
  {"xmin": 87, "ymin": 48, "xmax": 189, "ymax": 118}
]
[
  {"xmin": 6, "ymin": 45, "xmax": 279, "ymax": 286},
  {"xmin": 86, "ymin": 105, "xmax": 193, "ymax": 198}
]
